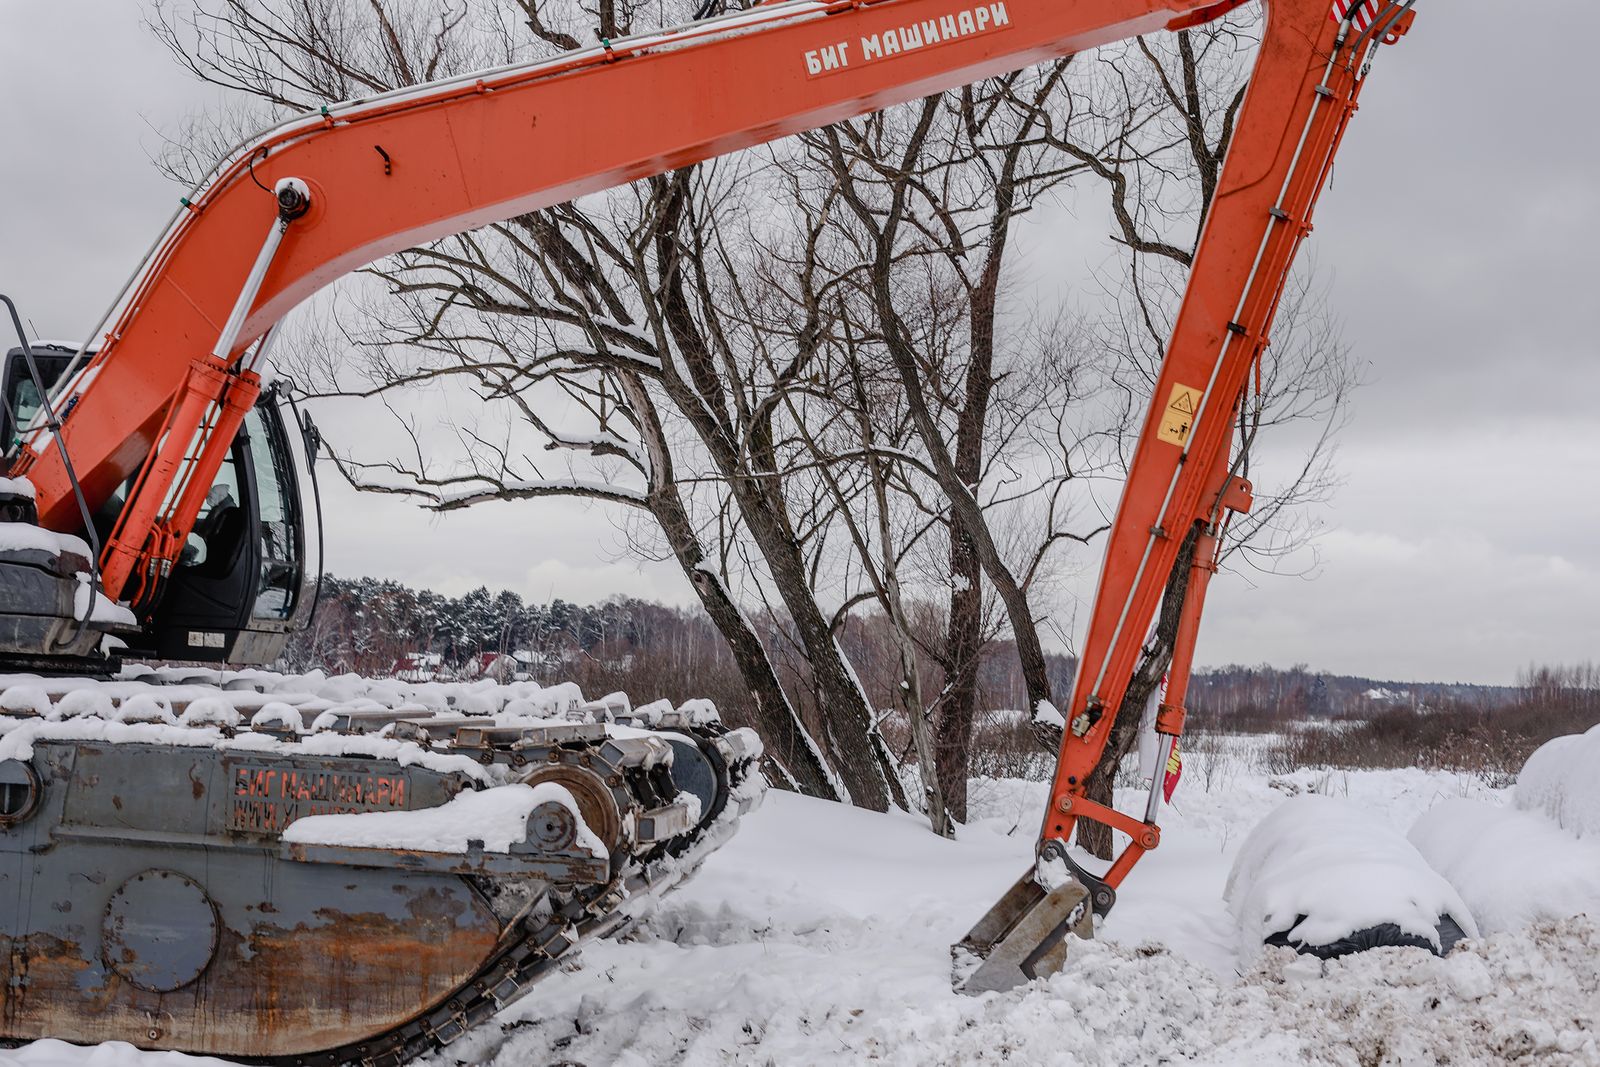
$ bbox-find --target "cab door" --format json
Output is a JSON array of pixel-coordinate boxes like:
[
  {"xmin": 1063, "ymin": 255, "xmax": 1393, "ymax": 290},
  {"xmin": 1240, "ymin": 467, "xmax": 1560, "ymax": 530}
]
[{"xmin": 145, "ymin": 391, "xmax": 311, "ymax": 663}]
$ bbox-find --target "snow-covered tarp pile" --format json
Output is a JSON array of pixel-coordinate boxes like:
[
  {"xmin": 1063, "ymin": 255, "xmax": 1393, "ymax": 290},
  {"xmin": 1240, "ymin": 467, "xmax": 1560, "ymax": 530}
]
[
  {"xmin": 1515, "ymin": 724, "xmax": 1600, "ymax": 838},
  {"xmin": 1410, "ymin": 724, "xmax": 1600, "ymax": 935},
  {"xmin": 1224, "ymin": 794, "xmax": 1477, "ymax": 959},
  {"xmin": 1410, "ymin": 799, "xmax": 1600, "ymax": 935}
]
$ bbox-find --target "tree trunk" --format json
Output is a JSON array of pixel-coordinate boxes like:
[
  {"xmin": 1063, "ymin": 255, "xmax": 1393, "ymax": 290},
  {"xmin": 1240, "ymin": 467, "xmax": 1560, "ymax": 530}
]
[
  {"xmin": 743, "ymin": 510, "xmax": 892, "ymax": 810},
  {"xmin": 648, "ymin": 171, "xmax": 893, "ymax": 811},
  {"xmin": 826, "ymin": 111, "xmax": 1058, "ymax": 757},
  {"xmin": 933, "ymin": 146, "xmax": 1017, "ymax": 824},
  {"xmin": 622, "ymin": 372, "xmax": 843, "ymax": 802},
  {"xmin": 935, "ymin": 532, "xmax": 983, "ymax": 822}
]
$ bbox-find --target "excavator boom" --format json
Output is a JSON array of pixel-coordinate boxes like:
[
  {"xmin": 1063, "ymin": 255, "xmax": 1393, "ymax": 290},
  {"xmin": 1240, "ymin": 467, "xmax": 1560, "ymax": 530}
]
[{"xmin": 13, "ymin": 0, "xmax": 1302, "ymax": 611}]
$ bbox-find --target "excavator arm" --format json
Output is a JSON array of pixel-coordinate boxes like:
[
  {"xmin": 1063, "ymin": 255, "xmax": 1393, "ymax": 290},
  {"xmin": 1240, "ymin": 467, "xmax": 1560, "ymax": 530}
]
[
  {"xmin": 2, "ymin": 0, "xmax": 1414, "ymax": 991},
  {"xmin": 959, "ymin": 0, "xmax": 1417, "ymax": 991}
]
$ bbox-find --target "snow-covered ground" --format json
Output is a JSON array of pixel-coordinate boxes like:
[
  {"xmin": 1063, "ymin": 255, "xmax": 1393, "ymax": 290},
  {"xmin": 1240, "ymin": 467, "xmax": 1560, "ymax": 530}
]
[{"xmin": 3, "ymin": 751, "xmax": 1597, "ymax": 1066}]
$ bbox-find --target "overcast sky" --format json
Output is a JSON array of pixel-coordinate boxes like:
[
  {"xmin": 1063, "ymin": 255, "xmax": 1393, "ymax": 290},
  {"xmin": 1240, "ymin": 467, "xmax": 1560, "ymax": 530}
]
[{"xmin": 3, "ymin": 1, "xmax": 1597, "ymax": 685}]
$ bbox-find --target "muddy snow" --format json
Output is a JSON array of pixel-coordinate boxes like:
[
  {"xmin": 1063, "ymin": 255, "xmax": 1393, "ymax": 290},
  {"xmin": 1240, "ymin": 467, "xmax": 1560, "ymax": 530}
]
[{"xmin": 3, "ymin": 756, "xmax": 1597, "ymax": 1066}]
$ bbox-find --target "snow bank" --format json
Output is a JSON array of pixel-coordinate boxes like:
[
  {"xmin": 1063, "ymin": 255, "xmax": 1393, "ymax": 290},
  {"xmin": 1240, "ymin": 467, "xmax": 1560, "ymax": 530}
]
[
  {"xmin": 281, "ymin": 782, "xmax": 607, "ymax": 859},
  {"xmin": 429, "ymin": 790, "xmax": 1598, "ymax": 1067},
  {"xmin": 0, "ymin": 1038, "xmax": 235, "ymax": 1066},
  {"xmin": 1410, "ymin": 798, "xmax": 1600, "ymax": 934},
  {"xmin": 1515, "ymin": 724, "xmax": 1600, "ymax": 839},
  {"xmin": 1224, "ymin": 794, "xmax": 1477, "ymax": 959}
]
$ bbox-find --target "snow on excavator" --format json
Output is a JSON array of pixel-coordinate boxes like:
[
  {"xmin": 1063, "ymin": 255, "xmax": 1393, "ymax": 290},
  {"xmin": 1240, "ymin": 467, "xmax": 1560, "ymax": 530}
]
[{"xmin": 0, "ymin": 0, "xmax": 1416, "ymax": 1060}]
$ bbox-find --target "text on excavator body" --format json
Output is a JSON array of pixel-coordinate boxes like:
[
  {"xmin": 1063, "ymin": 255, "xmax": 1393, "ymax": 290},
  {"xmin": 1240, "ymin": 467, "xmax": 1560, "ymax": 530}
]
[{"xmin": 804, "ymin": 2, "xmax": 1011, "ymax": 76}]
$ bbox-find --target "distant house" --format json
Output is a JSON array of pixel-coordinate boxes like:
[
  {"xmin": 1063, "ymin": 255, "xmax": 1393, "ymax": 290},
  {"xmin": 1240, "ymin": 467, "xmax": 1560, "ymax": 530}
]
[
  {"xmin": 392, "ymin": 651, "xmax": 445, "ymax": 682},
  {"xmin": 463, "ymin": 652, "xmax": 517, "ymax": 682}
]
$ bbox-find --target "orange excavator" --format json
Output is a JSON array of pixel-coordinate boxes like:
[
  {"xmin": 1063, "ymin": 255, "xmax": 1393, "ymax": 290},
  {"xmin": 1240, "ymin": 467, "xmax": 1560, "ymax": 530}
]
[{"xmin": 0, "ymin": 0, "xmax": 1414, "ymax": 1055}]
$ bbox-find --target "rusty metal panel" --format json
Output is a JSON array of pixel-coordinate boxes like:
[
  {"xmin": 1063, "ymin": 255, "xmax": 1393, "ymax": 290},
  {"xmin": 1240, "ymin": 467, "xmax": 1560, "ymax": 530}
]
[
  {"xmin": 2, "ymin": 742, "xmax": 504, "ymax": 1058},
  {"xmin": 0, "ymin": 704, "xmax": 763, "ymax": 1063}
]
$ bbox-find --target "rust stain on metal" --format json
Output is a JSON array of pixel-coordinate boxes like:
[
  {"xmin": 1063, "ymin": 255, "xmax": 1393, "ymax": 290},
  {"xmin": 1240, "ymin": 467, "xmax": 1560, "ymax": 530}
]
[{"xmin": 3, "ymin": 900, "xmax": 500, "ymax": 1058}]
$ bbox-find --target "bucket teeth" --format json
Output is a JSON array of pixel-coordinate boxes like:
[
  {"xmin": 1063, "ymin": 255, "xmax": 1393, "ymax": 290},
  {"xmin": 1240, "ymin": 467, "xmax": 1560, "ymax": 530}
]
[{"xmin": 952, "ymin": 867, "xmax": 1094, "ymax": 995}]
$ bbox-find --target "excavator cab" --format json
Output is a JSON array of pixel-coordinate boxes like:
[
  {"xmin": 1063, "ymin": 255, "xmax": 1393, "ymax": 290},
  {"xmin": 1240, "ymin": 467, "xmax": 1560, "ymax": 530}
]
[
  {"xmin": 0, "ymin": 343, "xmax": 75, "ymax": 454},
  {"xmin": 133, "ymin": 387, "xmax": 321, "ymax": 664},
  {"xmin": 0, "ymin": 343, "xmax": 320, "ymax": 668}
]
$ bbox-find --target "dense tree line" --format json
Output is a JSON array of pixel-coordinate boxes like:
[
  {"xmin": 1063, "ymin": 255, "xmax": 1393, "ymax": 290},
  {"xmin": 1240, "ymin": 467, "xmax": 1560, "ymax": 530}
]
[
  {"xmin": 283, "ymin": 575, "xmax": 676, "ymax": 675},
  {"xmin": 281, "ymin": 575, "xmax": 1077, "ymax": 734},
  {"xmin": 283, "ymin": 573, "xmax": 1530, "ymax": 734}
]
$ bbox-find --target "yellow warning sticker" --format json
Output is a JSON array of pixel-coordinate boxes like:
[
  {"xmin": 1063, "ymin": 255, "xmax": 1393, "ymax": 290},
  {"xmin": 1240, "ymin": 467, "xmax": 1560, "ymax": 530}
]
[{"xmin": 1157, "ymin": 383, "xmax": 1201, "ymax": 447}]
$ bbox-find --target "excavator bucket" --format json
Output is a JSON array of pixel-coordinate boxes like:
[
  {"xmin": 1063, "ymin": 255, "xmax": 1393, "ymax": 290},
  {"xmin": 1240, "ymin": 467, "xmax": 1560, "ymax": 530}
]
[{"xmin": 952, "ymin": 866, "xmax": 1095, "ymax": 994}]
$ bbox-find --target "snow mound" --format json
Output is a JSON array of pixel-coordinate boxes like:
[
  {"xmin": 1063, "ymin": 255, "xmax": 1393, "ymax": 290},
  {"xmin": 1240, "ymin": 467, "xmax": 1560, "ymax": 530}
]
[
  {"xmin": 0, "ymin": 686, "xmax": 50, "ymax": 718},
  {"xmin": 111, "ymin": 693, "xmax": 176, "ymax": 725},
  {"xmin": 179, "ymin": 697, "xmax": 241, "ymax": 729},
  {"xmin": 1411, "ymin": 798, "xmax": 1600, "ymax": 935},
  {"xmin": 0, "ymin": 524, "xmax": 90, "ymax": 559},
  {"xmin": 249, "ymin": 701, "xmax": 303, "ymax": 732},
  {"xmin": 0, "ymin": 476, "xmax": 36, "ymax": 500},
  {"xmin": 54, "ymin": 688, "xmax": 114, "ymax": 721},
  {"xmin": 1224, "ymin": 794, "xmax": 1477, "ymax": 959},
  {"xmin": 281, "ymin": 781, "xmax": 607, "ymax": 859},
  {"xmin": 72, "ymin": 573, "xmax": 137, "ymax": 626},
  {"xmin": 1515, "ymin": 724, "xmax": 1600, "ymax": 839}
]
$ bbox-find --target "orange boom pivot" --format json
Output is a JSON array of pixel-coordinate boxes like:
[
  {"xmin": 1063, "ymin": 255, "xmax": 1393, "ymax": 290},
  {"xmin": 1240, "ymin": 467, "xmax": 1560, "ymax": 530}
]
[{"xmin": 3, "ymin": 0, "xmax": 1415, "ymax": 988}]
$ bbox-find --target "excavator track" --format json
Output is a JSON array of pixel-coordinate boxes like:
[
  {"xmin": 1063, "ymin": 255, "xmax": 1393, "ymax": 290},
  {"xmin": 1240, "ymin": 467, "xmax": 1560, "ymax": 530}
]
[
  {"xmin": 297, "ymin": 726, "xmax": 756, "ymax": 1067},
  {"xmin": 0, "ymin": 670, "xmax": 764, "ymax": 1065}
]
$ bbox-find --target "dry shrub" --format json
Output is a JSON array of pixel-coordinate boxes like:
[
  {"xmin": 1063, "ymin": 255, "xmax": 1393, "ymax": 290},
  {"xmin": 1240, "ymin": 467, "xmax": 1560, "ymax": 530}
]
[
  {"xmin": 967, "ymin": 710, "xmax": 1057, "ymax": 780},
  {"xmin": 1187, "ymin": 703, "xmax": 1303, "ymax": 735},
  {"xmin": 1264, "ymin": 665, "xmax": 1600, "ymax": 784}
]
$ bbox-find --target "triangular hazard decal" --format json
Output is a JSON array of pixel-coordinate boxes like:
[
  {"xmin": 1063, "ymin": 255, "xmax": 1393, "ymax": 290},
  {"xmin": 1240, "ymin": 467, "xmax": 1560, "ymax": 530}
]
[{"xmin": 1169, "ymin": 391, "xmax": 1197, "ymax": 415}]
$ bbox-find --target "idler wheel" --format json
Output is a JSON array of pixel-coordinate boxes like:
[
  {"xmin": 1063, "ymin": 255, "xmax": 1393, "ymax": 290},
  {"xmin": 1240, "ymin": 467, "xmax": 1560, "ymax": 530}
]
[
  {"xmin": 527, "ymin": 800, "xmax": 580, "ymax": 851},
  {"xmin": 523, "ymin": 764, "xmax": 622, "ymax": 853},
  {"xmin": 102, "ymin": 870, "xmax": 219, "ymax": 992},
  {"xmin": 661, "ymin": 735, "xmax": 727, "ymax": 828}
]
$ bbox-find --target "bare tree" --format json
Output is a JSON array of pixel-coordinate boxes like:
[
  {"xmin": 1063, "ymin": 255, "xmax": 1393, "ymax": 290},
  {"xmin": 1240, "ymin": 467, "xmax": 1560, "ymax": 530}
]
[{"xmin": 151, "ymin": 0, "xmax": 902, "ymax": 806}]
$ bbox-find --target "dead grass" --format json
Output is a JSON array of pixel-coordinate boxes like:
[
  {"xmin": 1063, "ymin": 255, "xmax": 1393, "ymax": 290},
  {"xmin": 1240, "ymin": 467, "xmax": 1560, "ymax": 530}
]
[{"xmin": 1261, "ymin": 689, "xmax": 1600, "ymax": 786}]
